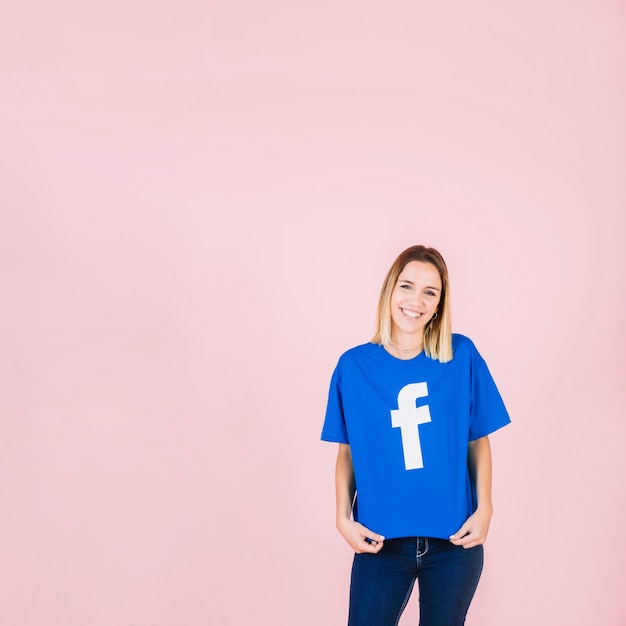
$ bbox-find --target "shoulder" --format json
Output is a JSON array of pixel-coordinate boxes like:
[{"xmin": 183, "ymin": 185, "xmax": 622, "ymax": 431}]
[
  {"xmin": 451, "ymin": 334, "xmax": 481, "ymax": 361},
  {"xmin": 337, "ymin": 342, "xmax": 380, "ymax": 365},
  {"xmin": 452, "ymin": 333, "xmax": 476, "ymax": 353},
  {"xmin": 329, "ymin": 343, "xmax": 381, "ymax": 384},
  {"xmin": 332, "ymin": 342, "xmax": 385, "ymax": 374}
]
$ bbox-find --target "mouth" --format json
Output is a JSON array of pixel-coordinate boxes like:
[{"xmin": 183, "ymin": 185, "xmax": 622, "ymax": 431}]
[{"xmin": 400, "ymin": 308, "xmax": 423, "ymax": 320}]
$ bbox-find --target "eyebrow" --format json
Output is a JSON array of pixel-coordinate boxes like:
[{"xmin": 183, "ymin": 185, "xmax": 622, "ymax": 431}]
[{"xmin": 398, "ymin": 279, "xmax": 441, "ymax": 291}]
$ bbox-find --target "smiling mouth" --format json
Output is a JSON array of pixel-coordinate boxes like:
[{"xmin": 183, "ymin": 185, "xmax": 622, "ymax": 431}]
[{"xmin": 401, "ymin": 308, "xmax": 422, "ymax": 319}]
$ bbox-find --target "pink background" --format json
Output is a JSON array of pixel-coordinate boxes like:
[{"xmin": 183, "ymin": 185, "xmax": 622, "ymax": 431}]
[{"xmin": 1, "ymin": 1, "xmax": 625, "ymax": 625}]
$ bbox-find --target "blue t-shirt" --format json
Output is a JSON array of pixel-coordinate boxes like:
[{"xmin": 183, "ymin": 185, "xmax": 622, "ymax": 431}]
[{"xmin": 321, "ymin": 334, "xmax": 510, "ymax": 540}]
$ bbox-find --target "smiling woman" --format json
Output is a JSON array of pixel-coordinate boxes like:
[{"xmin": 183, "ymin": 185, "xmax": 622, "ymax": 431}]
[
  {"xmin": 372, "ymin": 246, "xmax": 453, "ymax": 362},
  {"xmin": 321, "ymin": 245, "xmax": 511, "ymax": 626},
  {"xmin": 390, "ymin": 261, "xmax": 441, "ymax": 348}
]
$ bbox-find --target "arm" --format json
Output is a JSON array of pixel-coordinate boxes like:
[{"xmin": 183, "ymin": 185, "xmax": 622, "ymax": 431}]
[
  {"xmin": 335, "ymin": 443, "xmax": 385, "ymax": 553},
  {"xmin": 449, "ymin": 435, "xmax": 493, "ymax": 549}
]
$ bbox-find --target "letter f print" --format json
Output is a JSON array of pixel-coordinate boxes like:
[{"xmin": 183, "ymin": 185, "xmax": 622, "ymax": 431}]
[{"xmin": 390, "ymin": 382, "xmax": 431, "ymax": 470}]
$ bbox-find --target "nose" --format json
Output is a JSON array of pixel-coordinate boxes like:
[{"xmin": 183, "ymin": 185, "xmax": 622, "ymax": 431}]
[{"xmin": 408, "ymin": 290, "xmax": 423, "ymax": 306}]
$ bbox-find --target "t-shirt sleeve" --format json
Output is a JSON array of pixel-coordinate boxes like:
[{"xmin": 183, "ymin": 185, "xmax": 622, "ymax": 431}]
[
  {"xmin": 468, "ymin": 346, "xmax": 511, "ymax": 441},
  {"xmin": 321, "ymin": 362, "xmax": 349, "ymax": 444}
]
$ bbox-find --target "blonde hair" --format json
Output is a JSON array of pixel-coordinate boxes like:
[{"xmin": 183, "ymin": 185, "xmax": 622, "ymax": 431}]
[{"xmin": 372, "ymin": 245, "xmax": 453, "ymax": 363}]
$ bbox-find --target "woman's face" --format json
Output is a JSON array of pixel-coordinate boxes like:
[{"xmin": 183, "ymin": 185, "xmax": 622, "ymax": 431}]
[{"xmin": 390, "ymin": 261, "xmax": 442, "ymax": 339}]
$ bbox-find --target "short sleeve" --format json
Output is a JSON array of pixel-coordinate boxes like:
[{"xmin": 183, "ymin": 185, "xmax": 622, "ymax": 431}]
[
  {"xmin": 321, "ymin": 362, "xmax": 349, "ymax": 444},
  {"xmin": 468, "ymin": 347, "xmax": 511, "ymax": 441}
]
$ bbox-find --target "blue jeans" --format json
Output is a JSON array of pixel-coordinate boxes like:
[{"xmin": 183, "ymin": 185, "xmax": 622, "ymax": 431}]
[{"xmin": 348, "ymin": 537, "xmax": 484, "ymax": 626}]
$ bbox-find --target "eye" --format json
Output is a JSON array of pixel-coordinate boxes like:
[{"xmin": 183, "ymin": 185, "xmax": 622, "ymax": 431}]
[
  {"xmin": 425, "ymin": 290, "xmax": 437, "ymax": 297},
  {"xmin": 399, "ymin": 283, "xmax": 412, "ymax": 290}
]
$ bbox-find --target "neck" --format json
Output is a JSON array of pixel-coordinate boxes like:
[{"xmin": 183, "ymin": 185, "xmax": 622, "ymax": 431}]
[
  {"xmin": 389, "ymin": 331, "xmax": 424, "ymax": 352},
  {"xmin": 387, "ymin": 334, "xmax": 424, "ymax": 360}
]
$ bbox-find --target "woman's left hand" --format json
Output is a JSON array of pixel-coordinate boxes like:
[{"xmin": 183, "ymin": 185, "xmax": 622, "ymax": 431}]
[{"xmin": 449, "ymin": 507, "xmax": 493, "ymax": 549}]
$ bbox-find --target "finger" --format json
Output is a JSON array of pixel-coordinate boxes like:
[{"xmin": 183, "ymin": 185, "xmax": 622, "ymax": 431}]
[
  {"xmin": 361, "ymin": 535, "xmax": 385, "ymax": 550},
  {"xmin": 357, "ymin": 523, "xmax": 385, "ymax": 543},
  {"xmin": 357, "ymin": 542, "xmax": 377, "ymax": 553},
  {"xmin": 453, "ymin": 531, "xmax": 476, "ymax": 546},
  {"xmin": 358, "ymin": 529, "xmax": 385, "ymax": 552},
  {"xmin": 364, "ymin": 532, "xmax": 385, "ymax": 544},
  {"xmin": 450, "ymin": 532, "xmax": 474, "ymax": 546},
  {"xmin": 449, "ymin": 524, "xmax": 470, "ymax": 543},
  {"xmin": 370, "ymin": 540, "xmax": 384, "ymax": 553},
  {"xmin": 455, "ymin": 531, "xmax": 486, "ymax": 548},
  {"xmin": 358, "ymin": 538, "xmax": 384, "ymax": 554},
  {"xmin": 460, "ymin": 536, "xmax": 483, "ymax": 549}
]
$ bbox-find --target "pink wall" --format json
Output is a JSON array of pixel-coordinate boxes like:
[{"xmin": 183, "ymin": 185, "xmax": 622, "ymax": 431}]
[{"xmin": 1, "ymin": 2, "xmax": 625, "ymax": 625}]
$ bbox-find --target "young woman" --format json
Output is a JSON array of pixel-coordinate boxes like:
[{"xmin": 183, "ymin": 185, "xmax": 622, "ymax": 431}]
[{"xmin": 321, "ymin": 245, "xmax": 510, "ymax": 626}]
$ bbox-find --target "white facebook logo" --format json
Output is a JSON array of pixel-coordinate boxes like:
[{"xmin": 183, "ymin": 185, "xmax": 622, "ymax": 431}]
[{"xmin": 390, "ymin": 382, "xmax": 431, "ymax": 470}]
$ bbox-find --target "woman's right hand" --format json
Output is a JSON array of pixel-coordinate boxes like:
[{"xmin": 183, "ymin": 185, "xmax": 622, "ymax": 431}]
[{"xmin": 337, "ymin": 518, "xmax": 385, "ymax": 554}]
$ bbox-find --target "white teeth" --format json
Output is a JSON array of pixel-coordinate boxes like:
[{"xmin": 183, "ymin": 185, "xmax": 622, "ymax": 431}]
[{"xmin": 401, "ymin": 308, "xmax": 421, "ymax": 319}]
